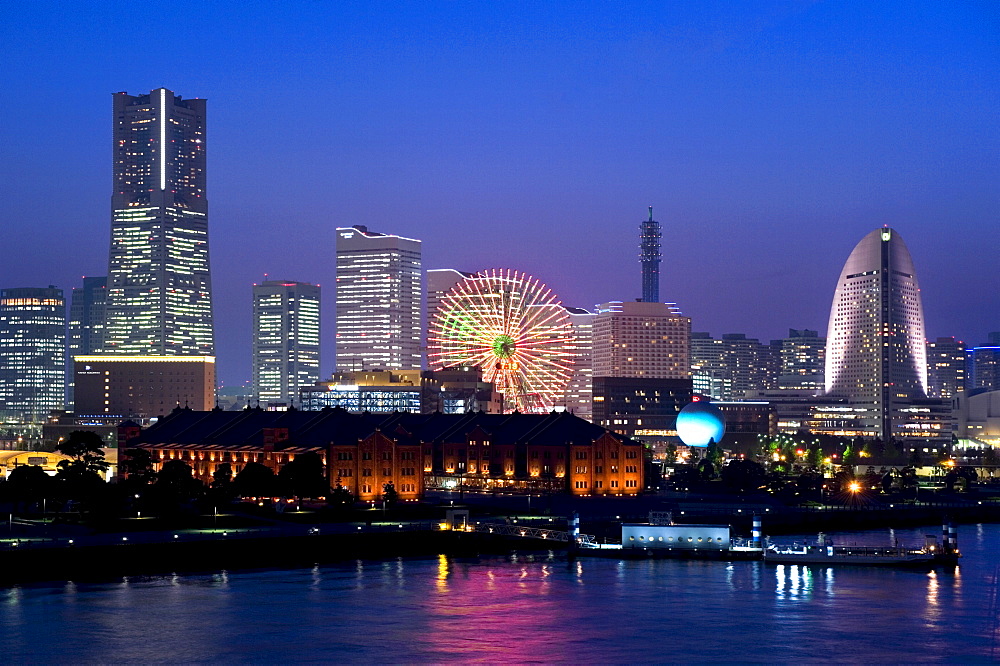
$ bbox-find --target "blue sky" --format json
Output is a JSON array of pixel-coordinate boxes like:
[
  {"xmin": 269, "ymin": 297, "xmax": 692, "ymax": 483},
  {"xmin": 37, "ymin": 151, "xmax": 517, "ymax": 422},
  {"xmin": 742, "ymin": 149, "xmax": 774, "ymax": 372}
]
[{"xmin": 1, "ymin": 1, "xmax": 997, "ymax": 385}]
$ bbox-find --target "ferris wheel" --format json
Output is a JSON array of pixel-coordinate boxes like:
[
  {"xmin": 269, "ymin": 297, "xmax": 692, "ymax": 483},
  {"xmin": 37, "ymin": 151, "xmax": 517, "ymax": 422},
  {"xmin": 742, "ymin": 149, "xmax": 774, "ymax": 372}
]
[{"xmin": 428, "ymin": 269, "xmax": 576, "ymax": 413}]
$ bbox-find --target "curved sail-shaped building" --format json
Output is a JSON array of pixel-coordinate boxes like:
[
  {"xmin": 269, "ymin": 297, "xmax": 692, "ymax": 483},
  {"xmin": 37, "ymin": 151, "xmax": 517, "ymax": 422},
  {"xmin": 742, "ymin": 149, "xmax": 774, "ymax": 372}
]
[{"xmin": 825, "ymin": 227, "xmax": 927, "ymax": 440}]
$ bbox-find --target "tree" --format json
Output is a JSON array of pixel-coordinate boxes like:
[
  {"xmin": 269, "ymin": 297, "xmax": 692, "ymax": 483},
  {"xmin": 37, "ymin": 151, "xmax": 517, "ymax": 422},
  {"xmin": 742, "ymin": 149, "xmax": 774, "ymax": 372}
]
[
  {"xmin": 720, "ymin": 459, "xmax": 766, "ymax": 493},
  {"xmin": 120, "ymin": 448, "xmax": 157, "ymax": 486},
  {"xmin": 328, "ymin": 483, "xmax": 355, "ymax": 508},
  {"xmin": 277, "ymin": 452, "xmax": 328, "ymax": 499},
  {"xmin": 212, "ymin": 463, "xmax": 233, "ymax": 489},
  {"xmin": 382, "ymin": 482, "xmax": 399, "ymax": 506},
  {"xmin": 664, "ymin": 443, "xmax": 678, "ymax": 465},
  {"xmin": 234, "ymin": 462, "xmax": 277, "ymax": 498},
  {"xmin": 57, "ymin": 430, "xmax": 110, "ymax": 477},
  {"xmin": 4, "ymin": 465, "xmax": 53, "ymax": 513},
  {"xmin": 55, "ymin": 431, "xmax": 110, "ymax": 506},
  {"xmin": 704, "ymin": 439, "xmax": 723, "ymax": 466}
]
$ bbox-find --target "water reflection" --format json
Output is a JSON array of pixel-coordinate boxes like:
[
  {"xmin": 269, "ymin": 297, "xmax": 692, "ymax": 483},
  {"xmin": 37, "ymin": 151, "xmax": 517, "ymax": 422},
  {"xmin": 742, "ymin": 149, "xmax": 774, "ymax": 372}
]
[
  {"xmin": 436, "ymin": 554, "xmax": 449, "ymax": 592},
  {"xmin": 774, "ymin": 564, "xmax": 817, "ymax": 600},
  {"xmin": 925, "ymin": 570, "xmax": 940, "ymax": 625}
]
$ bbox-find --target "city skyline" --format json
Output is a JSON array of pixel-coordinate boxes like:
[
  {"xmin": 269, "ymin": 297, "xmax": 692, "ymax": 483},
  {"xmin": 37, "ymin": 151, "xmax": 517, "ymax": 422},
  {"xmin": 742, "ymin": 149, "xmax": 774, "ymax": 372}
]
[{"xmin": 2, "ymin": 3, "xmax": 997, "ymax": 385}]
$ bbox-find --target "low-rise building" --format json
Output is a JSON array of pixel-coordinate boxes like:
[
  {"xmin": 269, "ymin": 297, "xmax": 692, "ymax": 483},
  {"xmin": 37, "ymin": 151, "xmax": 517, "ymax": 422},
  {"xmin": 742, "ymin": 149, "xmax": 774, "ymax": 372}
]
[{"xmin": 123, "ymin": 407, "xmax": 644, "ymax": 499}]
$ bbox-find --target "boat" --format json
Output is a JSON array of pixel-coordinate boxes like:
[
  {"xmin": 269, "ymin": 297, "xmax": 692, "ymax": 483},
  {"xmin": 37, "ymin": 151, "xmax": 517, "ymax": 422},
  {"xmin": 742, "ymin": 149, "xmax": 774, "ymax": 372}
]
[{"xmin": 763, "ymin": 530, "xmax": 959, "ymax": 567}]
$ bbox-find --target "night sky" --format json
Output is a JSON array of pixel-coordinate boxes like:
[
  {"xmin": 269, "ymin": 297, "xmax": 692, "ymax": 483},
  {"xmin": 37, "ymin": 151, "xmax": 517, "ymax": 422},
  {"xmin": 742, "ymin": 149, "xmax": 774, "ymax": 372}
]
[{"xmin": 2, "ymin": 1, "xmax": 998, "ymax": 387}]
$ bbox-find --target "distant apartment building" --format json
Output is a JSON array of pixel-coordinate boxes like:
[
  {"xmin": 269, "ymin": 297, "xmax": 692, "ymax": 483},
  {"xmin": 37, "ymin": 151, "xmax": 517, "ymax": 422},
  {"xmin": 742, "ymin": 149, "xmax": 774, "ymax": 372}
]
[
  {"xmin": 0, "ymin": 287, "xmax": 66, "ymax": 421},
  {"xmin": 252, "ymin": 280, "xmax": 321, "ymax": 408},
  {"xmin": 336, "ymin": 226, "xmax": 422, "ymax": 371}
]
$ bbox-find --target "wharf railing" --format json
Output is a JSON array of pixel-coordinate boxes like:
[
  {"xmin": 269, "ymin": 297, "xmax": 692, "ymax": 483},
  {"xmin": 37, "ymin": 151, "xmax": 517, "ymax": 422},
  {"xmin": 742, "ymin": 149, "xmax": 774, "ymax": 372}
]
[{"xmin": 470, "ymin": 522, "xmax": 597, "ymax": 546}]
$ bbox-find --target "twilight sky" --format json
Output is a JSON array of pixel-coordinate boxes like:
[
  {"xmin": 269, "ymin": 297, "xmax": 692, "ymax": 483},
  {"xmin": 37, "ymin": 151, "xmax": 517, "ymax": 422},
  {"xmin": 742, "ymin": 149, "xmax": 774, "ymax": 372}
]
[{"xmin": 1, "ymin": 1, "xmax": 998, "ymax": 387}]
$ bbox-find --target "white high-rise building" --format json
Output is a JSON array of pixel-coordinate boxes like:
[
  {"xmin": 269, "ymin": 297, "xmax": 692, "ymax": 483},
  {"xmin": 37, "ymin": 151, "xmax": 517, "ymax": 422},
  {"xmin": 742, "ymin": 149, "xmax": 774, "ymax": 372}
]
[
  {"xmin": 335, "ymin": 226, "xmax": 422, "ymax": 371},
  {"xmin": 252, "ymin": 280, "xmax": 321, "ymax": 407},
  {"xmin": 557, "ymin": 307, "xmax": 596, "ymax": 420},
  {"xmin": 825, "ymin": 227, "xmax": 928, "ymax": 441},
  {"xmin": 592, "ymin": 301, "xmax": 690, "ymax": 380}
]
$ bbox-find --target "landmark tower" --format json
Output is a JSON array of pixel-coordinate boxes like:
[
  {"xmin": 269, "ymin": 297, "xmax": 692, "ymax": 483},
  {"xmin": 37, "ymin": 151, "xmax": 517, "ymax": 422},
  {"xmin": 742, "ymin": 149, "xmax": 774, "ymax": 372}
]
[{"xmin": 104, "ymin": 88, "xmax": 214, "ymax": 355}]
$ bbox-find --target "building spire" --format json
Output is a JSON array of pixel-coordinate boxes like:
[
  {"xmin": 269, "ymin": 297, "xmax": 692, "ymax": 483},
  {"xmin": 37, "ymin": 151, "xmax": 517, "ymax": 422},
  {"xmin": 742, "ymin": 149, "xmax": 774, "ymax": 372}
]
[{"xmin": 640, "ymin": 207, "xmax": 662, "ymax": 303}]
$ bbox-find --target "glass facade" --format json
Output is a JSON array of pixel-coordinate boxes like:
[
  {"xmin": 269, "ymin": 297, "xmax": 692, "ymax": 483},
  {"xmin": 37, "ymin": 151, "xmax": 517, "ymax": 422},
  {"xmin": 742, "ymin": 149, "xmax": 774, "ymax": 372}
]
[
  {"xmin": 104, "ymin": 89, "xmax": 213, "ymax": 355},
  {"xmin": 0, "ymin": 287, "xmax": 66, "ymax": 420},
  {"xmin": 252, "ymin": 281, "xmax": 321, "ymax": 407},
  {"xmin": 825, "ymin": 228, "xmax": 928, "ymax": 441},
  {"xmin": 335, "ymin": 226, "xmax": 421, "ymax": 371}
]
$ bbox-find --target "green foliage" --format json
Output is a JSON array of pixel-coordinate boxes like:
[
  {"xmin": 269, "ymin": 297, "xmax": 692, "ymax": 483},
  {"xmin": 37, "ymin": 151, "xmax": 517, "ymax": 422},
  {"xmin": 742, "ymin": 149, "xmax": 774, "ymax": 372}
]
[{"xmin": 664, "ymin": 443, "xmax": 678, "ymax": 465}]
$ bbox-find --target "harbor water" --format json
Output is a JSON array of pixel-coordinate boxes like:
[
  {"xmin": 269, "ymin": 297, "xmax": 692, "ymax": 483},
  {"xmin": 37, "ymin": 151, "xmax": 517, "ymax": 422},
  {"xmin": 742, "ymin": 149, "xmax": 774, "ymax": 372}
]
[{"xmin": 3, "ymin": 523, "xmax": 1000, "ymax": 662}]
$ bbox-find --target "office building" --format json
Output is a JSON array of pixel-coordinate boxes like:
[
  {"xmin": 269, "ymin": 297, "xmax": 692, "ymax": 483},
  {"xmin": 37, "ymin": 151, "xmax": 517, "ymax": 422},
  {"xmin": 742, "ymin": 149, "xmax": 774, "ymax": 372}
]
[
  {"xmin": 556, "ymin": 307, "xmax": 596, "ymax": 420},
  {"xmin": 825, "ymin": 227, "xmax": 928, "ymax": 443},
  {"xmin": 335, "ymin": 226, "xmax": 421, "ymax": 371},
  {"xmin": 74, "ymin": 356, "xmax": 215, "ymax": 421},
  {"xmin": 427, "ymin": 269, "xmax": 474, "ymax": 327},
  {"xmin": 67, "ymin": 276, "xmax": 108, "ymax": 408},
  {"xmin": 640, "ymin": 206, "xmax": 661, "ymax": 303},
  {"xmin": 104, "ymin": 88, "xmax": 214, "ymax": 355},
  {"xmin": 0, "ymin": 287, "xmax": 66, "ymax": 420},
  {"xmin": 926, "ymin": 337, "xmax": 966, "ymax": 399},
  {"xmin": 300, "ymin": 368, "xmax": 502, "ymax": 414},
  {"xmin": 968, "ymin": 345, "xmax": 1000, "ymax": 393},
  {"xmin": 252, "ymin": 280, "xmax": 321, "ymax": 408},
  {"xmin": 592, "ymin": 301, "xmax": 690, "ymax": 380},
  {"xmin": 592, "ymin": 376, "xmax": 693, "ymax": 443}
]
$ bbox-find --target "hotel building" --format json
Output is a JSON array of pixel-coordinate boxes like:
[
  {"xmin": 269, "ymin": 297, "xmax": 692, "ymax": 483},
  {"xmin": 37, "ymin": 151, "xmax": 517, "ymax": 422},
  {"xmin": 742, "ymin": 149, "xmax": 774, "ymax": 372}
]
[
  {"xmin": 825, "ymin": 228, "xmax": 934, "ymax": 445},
  {"xmin": 335, "ymin": 226, "xmax": 421, "ymax": 371}
]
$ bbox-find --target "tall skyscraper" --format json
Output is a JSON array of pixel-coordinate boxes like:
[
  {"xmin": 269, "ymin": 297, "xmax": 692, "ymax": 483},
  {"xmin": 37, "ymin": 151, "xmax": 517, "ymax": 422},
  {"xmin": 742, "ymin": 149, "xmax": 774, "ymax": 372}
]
[
  {"xmin": 825, "ymin": 227, "xmax": 927, "ymax": 440},
  {"xmin": 104, "ymin": 88, "xmax": 213, "ymax": 355},
  {"xmin": 592, "ymin": 301, "xmax": 690, "ymax": 380},
  {"xmin": 639, "ymin": 206, "xmax": 661, "ymax": 303},
  {"xmin": 557, "ymin": 306, "xmax": 596, "ymax": 420},
  {"xmin": 926, "ymin": 336, "xmax": 966, "ymax": 399},
  {"xmin": 252, "ymin": 280, "xmax": 321, "ymax": 407},
  {"xmin": 0, "ymin": 287, "xmax": 66, "ymax": 420},
  {"xmin": 336, "ymin": 225, "xmax": 422, "ymax": 371}
]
